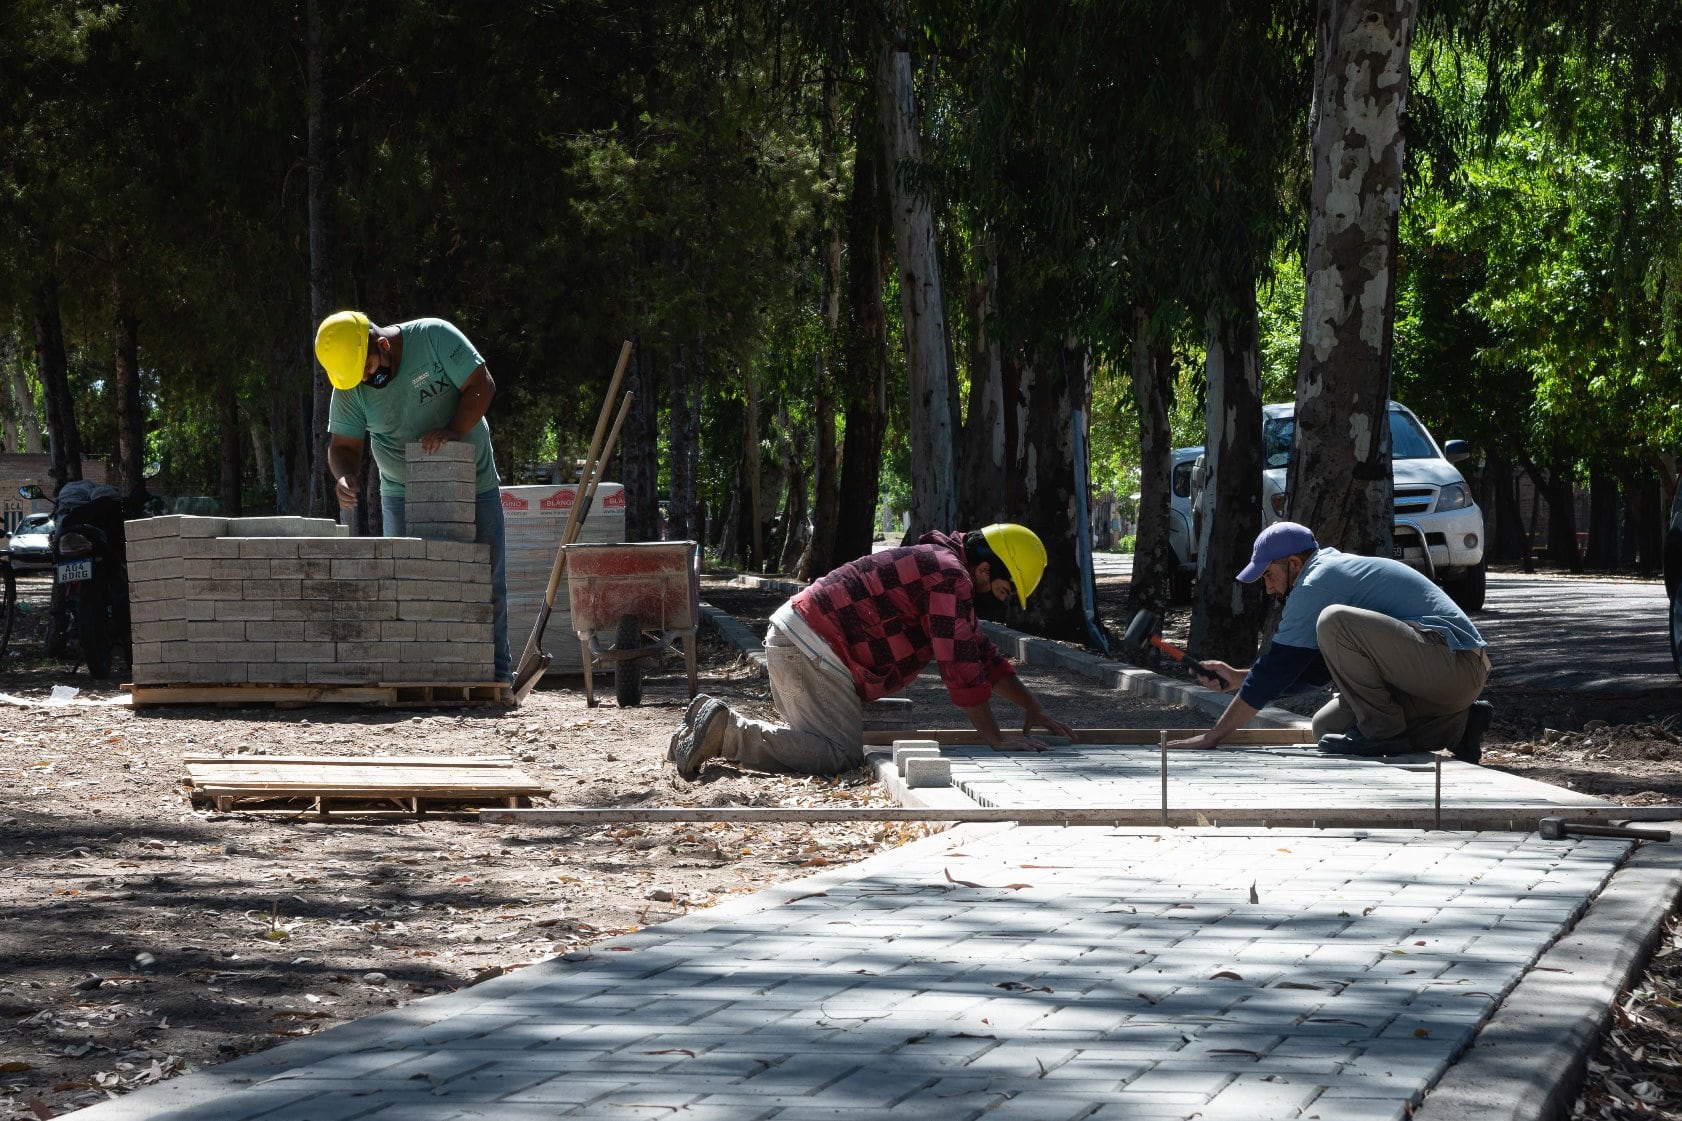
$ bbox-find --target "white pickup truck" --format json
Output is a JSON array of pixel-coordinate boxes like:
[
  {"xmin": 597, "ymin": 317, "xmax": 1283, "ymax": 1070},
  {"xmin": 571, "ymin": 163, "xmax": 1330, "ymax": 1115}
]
[{"xmin": 1169, "ymin": 401, "xmax": 1487, "ymax": 611}]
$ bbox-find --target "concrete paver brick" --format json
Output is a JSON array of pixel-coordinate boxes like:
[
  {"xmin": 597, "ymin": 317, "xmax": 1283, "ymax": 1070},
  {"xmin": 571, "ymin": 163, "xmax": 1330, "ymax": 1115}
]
[{"xmin": 1301, "ymin": 1097, "xmax": 1411, "ymax": 1121}]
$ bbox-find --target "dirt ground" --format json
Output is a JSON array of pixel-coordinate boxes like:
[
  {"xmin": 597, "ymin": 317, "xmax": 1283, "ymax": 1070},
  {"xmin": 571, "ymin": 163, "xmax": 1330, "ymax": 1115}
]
[{"xmin": 2, "ymin": 569, "xmax": 1680, "ymax": 1119}]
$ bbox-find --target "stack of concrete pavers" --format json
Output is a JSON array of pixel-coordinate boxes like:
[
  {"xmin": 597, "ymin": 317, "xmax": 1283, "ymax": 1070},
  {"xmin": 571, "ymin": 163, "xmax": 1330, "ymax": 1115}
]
[
  {"xmin": 404, "ymin": 441, "xmax": 475, "ymax": 542},
  {"xmin": 501, "ymin": 482, "xmax": 625, "ymax": 673},
  {"xmin": 126, "ymin": 513, "xmax": 494, "ymax": 687}
]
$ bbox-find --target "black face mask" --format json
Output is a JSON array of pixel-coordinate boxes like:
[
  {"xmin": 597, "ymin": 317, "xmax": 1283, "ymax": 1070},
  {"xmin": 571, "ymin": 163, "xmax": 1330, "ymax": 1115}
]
[
  {"xmin": 366, "ymin": 367, "xmax": 395, "ymax": 390},
  {"xmin": 974, "ymin": 591, "xmax": 1009, "ymax": 621}
]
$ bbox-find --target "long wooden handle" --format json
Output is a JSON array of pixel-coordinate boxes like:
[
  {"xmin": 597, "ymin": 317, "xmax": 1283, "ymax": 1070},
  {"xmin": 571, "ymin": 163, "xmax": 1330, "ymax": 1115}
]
[
  {"xmin": 540, "ymin": 341, "xmax": 632, "ymax": 611},
  {"xmin": 573, "ymin": 393, "xmax": 632, "ymax": 536},
  {"xmin": 541, "ymin": 390, "xmax": 634, "ymax": 606}
]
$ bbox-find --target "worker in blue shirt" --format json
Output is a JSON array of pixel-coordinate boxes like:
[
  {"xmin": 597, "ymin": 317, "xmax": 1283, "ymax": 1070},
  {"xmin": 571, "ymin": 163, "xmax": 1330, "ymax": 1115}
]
[{"xmin": 1169, "ymin": 522, "xmax": 1492, "ymax": 762}]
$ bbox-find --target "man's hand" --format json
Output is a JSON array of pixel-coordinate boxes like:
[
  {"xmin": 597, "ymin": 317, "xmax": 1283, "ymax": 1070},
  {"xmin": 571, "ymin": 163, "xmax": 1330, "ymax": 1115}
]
[
  {"xmin": 418, "ymin": 428, "xmax": 459, "ymax": 454},
  {"xmin": 1166, "ymin": 732, "xmax": 1221, "ymax": 750},
  {"xmin": 1023, "ymin": 705, "xmax": 1074, "ymax": 741},
  {"xmin": 334, "ymin": 474, "xmax": 359, "ymax": 508},
  {"xmin": 1196, "ymin": 660, "xmax": 1245, "ymax": 693}
]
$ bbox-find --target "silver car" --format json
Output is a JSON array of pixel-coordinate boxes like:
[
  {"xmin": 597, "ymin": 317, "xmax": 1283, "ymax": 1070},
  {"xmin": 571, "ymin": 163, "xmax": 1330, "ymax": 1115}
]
[
  {"xmin": 7, "ymin": 512, "xmax": 54, "ymax": 572},
  {"xmin": 1261, "ymin": 400, "xmax": 1486, "ymax": 611}
]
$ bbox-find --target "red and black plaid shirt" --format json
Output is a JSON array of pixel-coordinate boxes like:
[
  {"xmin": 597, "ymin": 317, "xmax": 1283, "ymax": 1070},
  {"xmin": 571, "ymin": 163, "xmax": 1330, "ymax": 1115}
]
[{"xmin": 791, "ymin": 531, "xmax": 1015, "ymax": 706}]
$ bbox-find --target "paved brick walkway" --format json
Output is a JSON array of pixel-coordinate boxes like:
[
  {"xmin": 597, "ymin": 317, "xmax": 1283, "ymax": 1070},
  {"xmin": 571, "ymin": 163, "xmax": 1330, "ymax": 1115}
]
[
  {"xmin": 944, "ymin": 743, "xmax": 1615, "ymax": 821},
  {"xmin": 68, "ymin": 824, "xmax": 1629, "ymax": 1121}
]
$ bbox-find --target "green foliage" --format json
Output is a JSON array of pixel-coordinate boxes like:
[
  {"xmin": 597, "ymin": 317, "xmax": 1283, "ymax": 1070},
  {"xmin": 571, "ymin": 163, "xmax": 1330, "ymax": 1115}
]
[{"xmin": 1395, "ymin": 39, "xmax": 1682, "ymax": 473}]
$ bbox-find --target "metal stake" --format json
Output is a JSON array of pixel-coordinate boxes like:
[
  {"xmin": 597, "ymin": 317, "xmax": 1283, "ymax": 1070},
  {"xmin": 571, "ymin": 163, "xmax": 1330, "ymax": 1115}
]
[
  {"xmin": 1434, "ymin": 757, "xmax": 1442, "ymax": 831},
  {"xmin": 1160, "ymin": 730, "xmax": 1169, "ymax": 827}
]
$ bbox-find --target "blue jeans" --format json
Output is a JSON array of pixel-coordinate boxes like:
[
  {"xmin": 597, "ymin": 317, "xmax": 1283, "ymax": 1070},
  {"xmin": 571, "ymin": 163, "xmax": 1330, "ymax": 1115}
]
[{"xmin": 380, "ymin": 489, "xmax": 512, "ymax": 683}]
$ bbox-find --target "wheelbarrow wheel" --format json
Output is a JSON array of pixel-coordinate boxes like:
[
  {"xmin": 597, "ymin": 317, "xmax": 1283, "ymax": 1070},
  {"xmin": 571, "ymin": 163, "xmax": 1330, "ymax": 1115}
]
[{"xmin": 614, "ymin": 613, "xmax": 644, "ymax": 707}]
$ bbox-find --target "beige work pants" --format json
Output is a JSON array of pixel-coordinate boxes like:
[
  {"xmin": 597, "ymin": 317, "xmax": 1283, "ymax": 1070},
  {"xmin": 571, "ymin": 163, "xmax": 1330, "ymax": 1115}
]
[
  {"xmin": 1309, "ymin": 605, "xmax": 1490, "ymax": 751},
  {"xmin": 719, "ymin": 612, "xmax": 865, "ymax": 775}
]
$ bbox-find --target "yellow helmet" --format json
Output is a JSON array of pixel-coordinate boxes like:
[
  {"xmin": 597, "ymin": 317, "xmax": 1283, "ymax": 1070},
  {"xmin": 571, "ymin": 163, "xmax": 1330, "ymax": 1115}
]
[
  {"xmin": 315, "ymin": 311, "xmax": 371, "ymax": 391},
  {"xmin": 980, "ymin": 523, "xmax": 1047, "ymax": 607}
]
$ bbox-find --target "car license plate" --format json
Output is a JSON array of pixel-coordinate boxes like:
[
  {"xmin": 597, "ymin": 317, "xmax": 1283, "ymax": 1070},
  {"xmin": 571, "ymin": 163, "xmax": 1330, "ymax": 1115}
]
[{"xmin": 56, "ymin": 558, "xmax": 93, "ymax": 584}]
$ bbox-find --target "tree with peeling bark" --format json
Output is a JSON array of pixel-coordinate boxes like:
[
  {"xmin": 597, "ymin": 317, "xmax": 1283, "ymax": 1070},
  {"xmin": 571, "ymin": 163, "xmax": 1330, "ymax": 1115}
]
[
  {"xmin": 1288, "ymin": 0, "xmax": 1419, "ymax": 556},
  {"xmin": 874, "ymin": 3, "xmax": 958, "ymax": 541}
]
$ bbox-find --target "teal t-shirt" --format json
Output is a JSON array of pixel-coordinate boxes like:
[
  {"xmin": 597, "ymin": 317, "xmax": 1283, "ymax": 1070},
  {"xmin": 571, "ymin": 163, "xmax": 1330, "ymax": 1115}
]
[{"xmin": 326, "ymin": 318, "xmax": 500, "ymax": 496}]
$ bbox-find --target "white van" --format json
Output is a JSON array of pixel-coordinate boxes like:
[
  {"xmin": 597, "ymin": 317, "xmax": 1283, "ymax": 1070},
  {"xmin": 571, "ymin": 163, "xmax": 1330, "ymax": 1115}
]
[{"xmin": 1170, "ymin": 402, "xmax": 1486, "ymax": 611}]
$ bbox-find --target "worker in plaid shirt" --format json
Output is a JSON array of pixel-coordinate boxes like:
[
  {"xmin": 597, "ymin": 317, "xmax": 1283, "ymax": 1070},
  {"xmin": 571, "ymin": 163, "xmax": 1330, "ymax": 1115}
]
[{"xmin": 669, "ymin": 524, "xmax": 1074, "ymax": 778}]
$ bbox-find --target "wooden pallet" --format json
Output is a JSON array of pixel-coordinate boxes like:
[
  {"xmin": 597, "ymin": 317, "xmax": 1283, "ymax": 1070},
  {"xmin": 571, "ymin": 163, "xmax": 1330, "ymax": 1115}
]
[
  {"xmin": 184, "ymin": 754, "xmax": 550, "ymax": 814},
  {"xmin": 127, "ymin": 682, "xmax": 512, "ymax": 708}
]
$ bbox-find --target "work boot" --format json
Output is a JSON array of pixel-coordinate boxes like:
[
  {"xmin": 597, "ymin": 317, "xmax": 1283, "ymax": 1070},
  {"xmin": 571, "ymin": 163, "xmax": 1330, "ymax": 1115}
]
[
  {"xmin": 1453, "ymin": 701, "xmax": 1493, "ymax": 765},
  {"xmin": 667, "ymin": 693, "xmax": 713, "ymax": 761},
  {"xmin": 671, "ymin": 698, "xmax": 730, "ymax": 780},
  {"xmin": 1316, "ymin": 729, "xmax": 1417, "ymax": 757}
]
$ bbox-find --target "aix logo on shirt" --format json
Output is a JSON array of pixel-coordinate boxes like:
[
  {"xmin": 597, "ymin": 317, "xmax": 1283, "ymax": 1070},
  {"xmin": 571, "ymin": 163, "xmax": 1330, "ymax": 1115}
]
[{"xmin": 415, "ymin": 373, "xmax": 452, "ymax": 403}]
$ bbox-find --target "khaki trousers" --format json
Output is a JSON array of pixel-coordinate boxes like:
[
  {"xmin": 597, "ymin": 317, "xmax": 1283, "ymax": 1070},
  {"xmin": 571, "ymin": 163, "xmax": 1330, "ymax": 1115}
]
[
  {"xmin": 719, "ymin": 615, "xmax": 865, "ymax": 775},
  {"xmin": 1310, "ymin": 605, "xmax": 1490, "ymax": 751}
]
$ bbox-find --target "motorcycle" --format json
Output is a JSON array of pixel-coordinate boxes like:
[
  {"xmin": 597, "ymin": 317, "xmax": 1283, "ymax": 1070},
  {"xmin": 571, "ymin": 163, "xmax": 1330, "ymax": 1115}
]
[{"xmin": 20, "ymin": 481, "xmax": 134, "ymax": 679}]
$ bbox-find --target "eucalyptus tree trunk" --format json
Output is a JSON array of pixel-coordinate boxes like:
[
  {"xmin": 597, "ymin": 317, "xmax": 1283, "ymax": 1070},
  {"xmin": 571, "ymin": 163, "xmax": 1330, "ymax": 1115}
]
[
  {"xmin": 1127, "ymin": 307, "xmax": 1176, "ymax": 616},
  {"xmin": 834, "ymin": 139, "xmax": 890, "ymax": 568},
  {"xmin": 875, "ymin": 14, "xmax": 956, "ymax": 539},
  {"xmin": 744, "ymin": 371, "xmax": 762, "ymax": 569},
  {"xmin": 10, "ymin": 355, "xmax": 42, "ymax": 453},
  {"xmin": 217, "ymin": 376, "xmax": 244, "ymax": 517},
  {"xmin": 1287, "ymin": 0, "xmax": 1417, "ymax": 554},
  {"xmin": 806, "ymin": 68, "xmax": 844, "ymax": 579},
  {"xmin": 956, "ymin": 246, "xmax": 1013, "ymax": 528},
  {"xmin": 1583, "ymin": 465, "xmax": 1618, "ymax": 568},
  {"xmin": 0, "ymin": 335, "xmax": 17, "ymax": 452},
  {"xmin": 1543, "ymin": 462, "xmax": 1580, "ymax": 573},
  {"xmin": 666, "ymin": 346, "xmax": 699, "ymax": 541},
  {"xmin": 305, "ymin": 0, "xmax": 334, "ymax": 518},
  {"xmin": 32, "ymin": 276, "xmax": 82, "ymax": 488},
  {"xmin": 1014, "ymin": 344, "xmax": 1089, "ymax": 643},
  {"xmin": 247, "ymin": 420, "xmax": 271, "ymax": 496},
  {"xmin": 112, "ymin": 280, "xmax": 144, "ymax": 496},
  {"xmin": 623, "ymin": 342, "xmax": 661, "ymax": 542},
  {"xmin": 1189, "ymin": 293, "xmax": 1266, "ymax": 664},
  {"xmin": 777, "ymin": 408, "xmax": 811, "ymax": 575}
]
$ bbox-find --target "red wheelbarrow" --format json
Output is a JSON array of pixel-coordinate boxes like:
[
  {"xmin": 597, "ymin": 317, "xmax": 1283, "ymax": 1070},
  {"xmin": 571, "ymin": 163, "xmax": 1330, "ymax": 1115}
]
[{"xmin": 562, "ymin": 541, "xmax": 700, "ymax": 707}]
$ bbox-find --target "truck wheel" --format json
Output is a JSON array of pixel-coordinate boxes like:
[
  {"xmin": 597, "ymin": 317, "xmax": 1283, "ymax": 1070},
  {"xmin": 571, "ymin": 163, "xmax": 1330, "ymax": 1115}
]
[
  {"xmin": 614, "ymin": 614, "xmax": 643, "ymax": 707},
  {"xmin": 1444, "ymin": 560, "xmax": 1486, "ymax": 613}
]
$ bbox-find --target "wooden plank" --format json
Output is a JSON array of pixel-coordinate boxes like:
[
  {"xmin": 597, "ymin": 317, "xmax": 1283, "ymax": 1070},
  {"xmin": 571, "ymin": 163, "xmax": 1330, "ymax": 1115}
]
[
  {"xmin": 480, "ymin": 805, "xmax": 1682, "ymax": 829},
  {"xmin": 184, "ymin": 755, "xmax": 549, "ymax": 810},
  {"xmin": 182, "ymin": 754, "xmax": 517, "ymax": 768},
  {"xmin": 859, "ymin": 728, "xmax": 1311, "ymax": 747},
  {"xmin": 195, "ymin": 784, "xmax": 547, "ymax": 799}
]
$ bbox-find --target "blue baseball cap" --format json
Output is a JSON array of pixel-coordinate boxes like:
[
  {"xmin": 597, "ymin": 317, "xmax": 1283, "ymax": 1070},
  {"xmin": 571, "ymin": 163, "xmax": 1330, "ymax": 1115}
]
[{"xmin": 1238, "ymin": 522, "xmax": 1318, "ymax": 582}]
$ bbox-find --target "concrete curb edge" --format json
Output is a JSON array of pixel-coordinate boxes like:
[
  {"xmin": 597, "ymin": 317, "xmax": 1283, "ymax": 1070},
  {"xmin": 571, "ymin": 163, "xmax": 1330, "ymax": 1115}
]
[{"xmin": 1413, "ymin": 830, "xmax": 1682, "ymax": 1121}]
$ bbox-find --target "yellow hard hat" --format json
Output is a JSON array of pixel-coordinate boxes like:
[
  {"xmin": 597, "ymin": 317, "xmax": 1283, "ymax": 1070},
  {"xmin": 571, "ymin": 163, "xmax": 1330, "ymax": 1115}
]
[
  {"xmin": 315, "ymin": 311, "xmax": 371, "ymax": 391},
  {"xmin": 980, "ymin": 523, "xmax": 1047, "ymax": 607}
]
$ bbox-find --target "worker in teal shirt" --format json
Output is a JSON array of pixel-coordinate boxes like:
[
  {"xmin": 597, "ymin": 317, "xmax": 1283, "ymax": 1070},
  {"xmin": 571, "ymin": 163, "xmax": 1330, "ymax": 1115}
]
[
  {"xmin": 316, "ymin": 312, "xmax": 510, "ymax": 683},
  {"xmin": 1170, "ymin": 522, "xmax": 1492, "ymax": 762}
]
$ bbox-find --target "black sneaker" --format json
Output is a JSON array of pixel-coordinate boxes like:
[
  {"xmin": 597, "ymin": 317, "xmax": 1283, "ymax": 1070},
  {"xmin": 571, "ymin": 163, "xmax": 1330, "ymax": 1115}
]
[
  {"xmin": 671, "ymin": 699, "xmax": 729, "ymax": 780},
  {"xmin": 1453, "ymin": 701, "xmax": 1493, "ymax": 764},
  {"xmin": 1317, "ymin": 730, "xmax": 1417, "ymax": 757}
]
